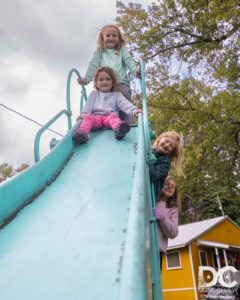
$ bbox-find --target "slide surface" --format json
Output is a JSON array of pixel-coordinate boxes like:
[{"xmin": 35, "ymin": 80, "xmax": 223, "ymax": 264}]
[{"xmin": 0, "ymin": 127, "xmax": 141, "ymax": 300}]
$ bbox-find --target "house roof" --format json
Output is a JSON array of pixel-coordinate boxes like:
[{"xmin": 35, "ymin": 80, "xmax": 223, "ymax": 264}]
[{"xmin": 167, "ymin": 216, "xmax": 239, "ymax": 250}]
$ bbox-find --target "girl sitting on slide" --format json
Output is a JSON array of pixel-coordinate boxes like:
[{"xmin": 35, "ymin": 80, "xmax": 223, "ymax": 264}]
[{"xmin": 72, "ymin": 66, "xmax": 142, "ymax": 145}]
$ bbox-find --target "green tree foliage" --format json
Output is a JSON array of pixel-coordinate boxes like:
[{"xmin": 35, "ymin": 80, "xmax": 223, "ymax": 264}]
[
  {"xmin": 116, "ymin": 0, "xmax": 240, "ymax": 224},
  {"xmin": 117, "ymin": 0, "xmax": 240, "ymax": 89},
  {"xmin": 0, "ymin": 163, "xmax": 29, "ymax": 183}
]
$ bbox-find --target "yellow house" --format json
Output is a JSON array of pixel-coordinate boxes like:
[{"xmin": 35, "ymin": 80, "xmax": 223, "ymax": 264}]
[{"xmin": 161, "ymin": 216, "xmax": 240, "ymax": 300}]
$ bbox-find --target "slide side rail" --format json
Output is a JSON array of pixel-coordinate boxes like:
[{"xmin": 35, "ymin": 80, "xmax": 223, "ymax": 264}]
[
  {"xmin": 34, "ymin": 69, "xmax": 87, "ymax": 162},
  {"xmin": 139, "ymin": 59, "xmax": 163, "ymax": 300}
]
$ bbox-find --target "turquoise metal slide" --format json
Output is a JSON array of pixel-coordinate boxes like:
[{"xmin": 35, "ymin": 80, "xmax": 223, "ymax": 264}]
[{"xmin": 0, "ymin": 61, "xmax": 163, "ymax": 300}]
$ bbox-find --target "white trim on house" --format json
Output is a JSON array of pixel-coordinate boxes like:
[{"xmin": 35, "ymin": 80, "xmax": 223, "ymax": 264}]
[
  {"xmin": 197, "ymin": 239, "xmax": 240, "ymax": 251},
  {"xmin": 215, "ymin": 247, "xmax": 221, "ymax": 270},
  {"xmin": 166, "ymin": 243, "xmax": 186, "ymax": 250},
  {"xmin": 197, "ymin": 239, "xmax": 229, "ymax": 249},
  {"xmin": 223, "ymin": 249, "xmax": 228, "ymax": 266},
  {"xmin": 199, "ymin": 250, "xmax": 208, "ymax": 266},
  {"xmin": 166, "ymin": 251, "xmax": 182, "ymax": 270},
  {"xmin": 189, "ymin": 244, "xmax": 198, "ymax": 300}
]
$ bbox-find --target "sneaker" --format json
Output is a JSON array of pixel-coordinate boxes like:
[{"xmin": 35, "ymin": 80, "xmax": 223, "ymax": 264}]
[
  {"xmin": 114, "ymin": 122, "xmax": 130, "ymax": 140},
  {"xmin": 72, "ymin": 129, "xmax": 89, "ymax": 145}
]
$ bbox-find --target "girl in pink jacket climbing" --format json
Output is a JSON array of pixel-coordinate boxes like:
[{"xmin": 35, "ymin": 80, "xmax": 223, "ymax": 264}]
[{"xmin": 153, "ymin": 176, "xmax": 180, "ymax": 270}]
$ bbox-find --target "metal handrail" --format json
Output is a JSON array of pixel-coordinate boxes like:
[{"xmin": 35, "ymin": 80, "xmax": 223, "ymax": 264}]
[
  {"xmin": 66, "ymin": 68, "xmax": 87, "ymax": 130},
  {"xmin": 139, "ymin": 60, "xmax": 156, "ymax": 164},
  {"xmin": 139, "ymin": 59, "xmax": 163, "ymax": 300},
  {"xmin": 34, "ymin": 109, "xmax": 70, "ymax": 162},
  {"xmin": 34, "ymin": 69, "xmax": 87, "ymax": 162}
]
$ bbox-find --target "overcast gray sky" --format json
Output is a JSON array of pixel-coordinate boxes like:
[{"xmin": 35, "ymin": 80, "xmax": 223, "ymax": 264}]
[{"xmin": 0, "ymin": 0, "xmax": 150, "ymax": 168}]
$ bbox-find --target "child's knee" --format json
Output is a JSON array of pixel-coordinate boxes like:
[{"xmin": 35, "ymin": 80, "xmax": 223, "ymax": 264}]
[
  {"xmin": 84, "ymin": 114, "xmax": 95, "ymax": 120},
  {"xmin": 108, "ymin": 113, "xmax": 119, "ymax": 120}
]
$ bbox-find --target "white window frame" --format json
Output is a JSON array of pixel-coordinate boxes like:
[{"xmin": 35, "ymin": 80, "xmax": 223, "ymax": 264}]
[
  {"xmin": 166, "ymin": 251, "xmax": 182, "ymax": 270},
  {"xmin": 199, "ymin": 250, "xmax": 208, "ymax": 266}
]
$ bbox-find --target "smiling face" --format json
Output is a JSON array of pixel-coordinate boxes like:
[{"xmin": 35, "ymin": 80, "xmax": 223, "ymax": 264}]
[
  {"xmin": 96, "ymin": 71, "xmax": 113, "ymax": 92},
  {"xmin": 161, "ymin": 179, "xmax": 176, "ymax": 199},
  {"xmin": 156, "ymin": 136, "xmax": 177, "ymax": 155},
  {"xmin": 102, "ymin": 27, "xmax": 119, "ymax": 49}
]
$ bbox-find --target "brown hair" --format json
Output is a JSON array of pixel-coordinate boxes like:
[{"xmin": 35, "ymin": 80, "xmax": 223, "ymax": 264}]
[
  {"xmin": 93, "ymin": 66, "xmax": 120, "ymax": 92},
  {"xmin": 159, "ymin": 177, "xmax": 181, "ymax": 209},
  {"xmin": 152, "ymin": 131, "xmax": 185, "ymax": 177},
  {"xmin": 98, "ymin": 24, "xmax": 125, "ymax": 52}
]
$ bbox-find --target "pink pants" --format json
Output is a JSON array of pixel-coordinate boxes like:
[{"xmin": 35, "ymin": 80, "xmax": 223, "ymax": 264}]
[{"xmin": 77, "ymin": 113, "xmax": 122, "ymax": 134}]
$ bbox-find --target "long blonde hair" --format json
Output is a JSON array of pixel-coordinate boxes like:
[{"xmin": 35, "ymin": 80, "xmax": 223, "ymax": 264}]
[
  {"xmin": 159, "ymin": 177, "xmax": 181, "ymax": 209},
  {"xmin": 152, "ymin": 131, "xmax": 185, "ymax": 177},
  {"xmin": 98, "ymin": 24, "xmax": 125, "ymax": 52}
]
